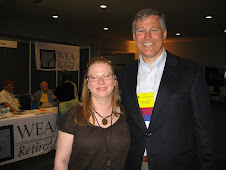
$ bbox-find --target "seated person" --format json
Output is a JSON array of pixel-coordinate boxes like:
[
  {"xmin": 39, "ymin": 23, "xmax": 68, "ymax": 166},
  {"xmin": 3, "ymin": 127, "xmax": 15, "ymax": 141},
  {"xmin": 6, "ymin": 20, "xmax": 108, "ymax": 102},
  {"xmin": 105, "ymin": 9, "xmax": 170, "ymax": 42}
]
[
  {"xmin": 34, "ymin": 81, "xmax": 56, "ymax": 108},
  {"xmin": 0, "ymin": 80, "xmax": 20, "ymax": 112}
]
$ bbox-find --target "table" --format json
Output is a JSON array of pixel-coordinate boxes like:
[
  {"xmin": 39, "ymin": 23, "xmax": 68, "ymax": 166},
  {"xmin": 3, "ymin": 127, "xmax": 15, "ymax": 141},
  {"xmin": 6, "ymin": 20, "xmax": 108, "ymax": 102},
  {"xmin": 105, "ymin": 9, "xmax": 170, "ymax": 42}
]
[{"xmin": 0, "ymin": 107, "xmax": 58, "ymax": 166}]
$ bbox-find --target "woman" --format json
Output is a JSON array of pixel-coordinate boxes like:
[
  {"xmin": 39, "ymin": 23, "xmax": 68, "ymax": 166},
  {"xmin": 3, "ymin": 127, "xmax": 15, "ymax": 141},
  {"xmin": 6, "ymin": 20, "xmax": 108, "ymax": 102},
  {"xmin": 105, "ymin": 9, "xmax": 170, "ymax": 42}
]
[{"xmin": 54, "ymin": 57, "xmax": 130, "ymax": 170}]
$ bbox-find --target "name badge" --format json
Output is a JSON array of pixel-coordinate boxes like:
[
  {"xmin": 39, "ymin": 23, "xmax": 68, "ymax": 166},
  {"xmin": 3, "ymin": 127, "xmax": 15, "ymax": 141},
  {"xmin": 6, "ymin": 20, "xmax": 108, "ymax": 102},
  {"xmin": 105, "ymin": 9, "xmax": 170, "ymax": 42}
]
[{"xmin": 137, "ymin": 92, "xmax": 154, "ymax": 121}]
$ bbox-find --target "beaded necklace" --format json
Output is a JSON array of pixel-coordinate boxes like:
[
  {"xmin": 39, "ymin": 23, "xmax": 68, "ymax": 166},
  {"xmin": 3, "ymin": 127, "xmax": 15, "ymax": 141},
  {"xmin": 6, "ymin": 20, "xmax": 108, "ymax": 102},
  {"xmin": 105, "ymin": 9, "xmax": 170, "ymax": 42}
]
[
  {"xmin": 92, "ymin": 109, "xmax": 113, "ymax": 125},
  {"xmin": 93, "ymin": 110, "xmax": 113, "ymax": 170}
]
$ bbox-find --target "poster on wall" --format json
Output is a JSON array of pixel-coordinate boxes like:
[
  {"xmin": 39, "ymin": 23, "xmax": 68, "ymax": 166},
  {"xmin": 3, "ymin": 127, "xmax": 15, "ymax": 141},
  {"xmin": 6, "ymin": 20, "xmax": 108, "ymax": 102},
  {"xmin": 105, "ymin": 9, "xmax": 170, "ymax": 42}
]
[{"xmin": 35, "ymin": 42, "xmax": 79, "ymax": 71}]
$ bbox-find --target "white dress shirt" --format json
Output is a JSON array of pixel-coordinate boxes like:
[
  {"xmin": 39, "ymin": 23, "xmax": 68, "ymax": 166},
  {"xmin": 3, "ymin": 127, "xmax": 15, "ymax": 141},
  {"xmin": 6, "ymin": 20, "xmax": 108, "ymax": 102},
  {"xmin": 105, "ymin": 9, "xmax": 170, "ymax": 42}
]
[
  {"xmin": 0, "ymin": 90, "xmax": 20, "ymax": 111},
  {"xmin": 137, "ymin": 49, "xmax": 167, "ymax": 156},
  {"xmin": 137, "ymin": 48, "xmax": 167, "ymax": 127}
]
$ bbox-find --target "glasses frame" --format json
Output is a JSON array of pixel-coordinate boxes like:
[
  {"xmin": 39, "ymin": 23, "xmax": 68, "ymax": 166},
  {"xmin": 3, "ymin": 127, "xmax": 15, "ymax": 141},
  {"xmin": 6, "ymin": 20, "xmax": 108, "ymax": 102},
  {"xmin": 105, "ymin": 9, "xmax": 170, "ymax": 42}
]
[{"xmin": 86, "ymin": 74, "xmax": 115, "ymax": 82}]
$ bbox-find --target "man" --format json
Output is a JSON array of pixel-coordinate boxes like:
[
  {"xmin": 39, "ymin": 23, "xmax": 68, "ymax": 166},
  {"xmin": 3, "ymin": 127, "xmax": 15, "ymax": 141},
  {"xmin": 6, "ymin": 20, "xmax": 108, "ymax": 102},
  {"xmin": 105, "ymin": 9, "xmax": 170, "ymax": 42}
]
[
  {"xmin": 117, "ymin": 8, "xmax": 216, "ymax": 170},
  {"xmin": 34, "ymin": 81, "xmax": 56, "ymax": 108},
  {"xmin": 0, "ymin": 80, "xmax": 20, "ymax": 112}
]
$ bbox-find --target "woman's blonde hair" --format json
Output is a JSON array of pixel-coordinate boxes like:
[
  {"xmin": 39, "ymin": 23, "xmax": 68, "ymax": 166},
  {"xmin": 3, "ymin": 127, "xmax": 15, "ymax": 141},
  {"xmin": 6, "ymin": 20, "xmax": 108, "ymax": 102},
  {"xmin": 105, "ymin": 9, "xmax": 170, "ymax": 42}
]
[{"xmin": 75, "ymin": 57, "xmax": 121, "ymax": 125}]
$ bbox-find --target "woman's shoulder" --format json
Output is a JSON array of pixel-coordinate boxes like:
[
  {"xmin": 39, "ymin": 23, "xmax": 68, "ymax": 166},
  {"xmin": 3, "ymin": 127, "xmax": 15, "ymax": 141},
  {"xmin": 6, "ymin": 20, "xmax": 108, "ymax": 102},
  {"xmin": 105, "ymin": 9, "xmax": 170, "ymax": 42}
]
[
  {"xmin": 59, "ymin": 104, "xmax": 82, "ymax": 134},
  {"xmin": 64, "ymin": 81, "xmax": 75, "ymax": 87},
  {"xmin": 61, "ymin": 104, "xmax": 81, "ymax": 121},
  {"xmin": 66, "ymin": 103, "xmax": 81, "ymax": 114}
]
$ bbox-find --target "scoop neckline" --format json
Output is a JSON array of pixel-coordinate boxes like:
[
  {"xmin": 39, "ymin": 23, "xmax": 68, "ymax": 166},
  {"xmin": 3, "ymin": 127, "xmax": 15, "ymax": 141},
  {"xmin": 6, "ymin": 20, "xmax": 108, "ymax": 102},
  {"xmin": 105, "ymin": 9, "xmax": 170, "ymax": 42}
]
[{"xmin": 90, "ymin": 114, "xmax": 122, "ymax": 129}]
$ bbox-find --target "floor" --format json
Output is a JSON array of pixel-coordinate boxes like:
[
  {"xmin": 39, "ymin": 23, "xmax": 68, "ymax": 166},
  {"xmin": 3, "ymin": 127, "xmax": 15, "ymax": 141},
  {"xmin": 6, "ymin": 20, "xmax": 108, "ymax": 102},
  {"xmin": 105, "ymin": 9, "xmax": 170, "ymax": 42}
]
[
  {"xmin": 1, "ymin": 150, "xmax": 55, "ymax": 170},
  {"xmin": 1, "ymin": 102, "xmax": 226, "ymax": 170}
]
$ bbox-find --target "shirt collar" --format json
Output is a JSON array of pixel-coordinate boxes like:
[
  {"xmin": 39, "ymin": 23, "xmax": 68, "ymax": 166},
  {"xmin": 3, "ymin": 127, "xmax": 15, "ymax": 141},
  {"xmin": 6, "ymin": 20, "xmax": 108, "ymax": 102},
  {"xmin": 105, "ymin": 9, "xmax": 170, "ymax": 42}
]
[
  {"xmin": 139, "ymin": 48, "xmax": 167, "ymax": 70},
  {"xmin": 42, "ymin": 90, "xmax": 47, "ymax": 94}
]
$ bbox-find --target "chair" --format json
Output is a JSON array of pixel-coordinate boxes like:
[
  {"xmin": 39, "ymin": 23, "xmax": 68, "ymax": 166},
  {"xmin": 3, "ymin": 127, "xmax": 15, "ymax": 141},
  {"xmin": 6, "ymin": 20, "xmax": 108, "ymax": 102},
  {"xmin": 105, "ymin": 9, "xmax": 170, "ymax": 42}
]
[{"xmin": 18, "ymin": 94, "xmax": 32, "ymax": 110}]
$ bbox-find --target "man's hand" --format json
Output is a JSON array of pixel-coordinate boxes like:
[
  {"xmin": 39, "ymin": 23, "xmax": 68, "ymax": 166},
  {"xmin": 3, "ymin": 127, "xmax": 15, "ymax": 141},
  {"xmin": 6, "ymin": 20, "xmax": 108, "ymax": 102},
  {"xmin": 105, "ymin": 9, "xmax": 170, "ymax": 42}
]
[{"xmin": 3, "ymin": 102, "xmax": 19, "ymax": 112}]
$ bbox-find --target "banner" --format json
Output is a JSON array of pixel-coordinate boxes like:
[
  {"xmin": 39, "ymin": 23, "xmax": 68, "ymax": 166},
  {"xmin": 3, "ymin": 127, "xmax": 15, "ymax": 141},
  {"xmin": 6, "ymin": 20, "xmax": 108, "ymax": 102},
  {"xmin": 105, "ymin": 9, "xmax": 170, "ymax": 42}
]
[
  {"xmin": 0, "ymin": 40, "xmax": 17, "ymax": 48},
  {"xmin": 0, "ymin": 109, "xmax": 58, "ymax": 166},
  {"xmin": 35, "ymin": 42, "xmax": 79, "ymax": 71}
]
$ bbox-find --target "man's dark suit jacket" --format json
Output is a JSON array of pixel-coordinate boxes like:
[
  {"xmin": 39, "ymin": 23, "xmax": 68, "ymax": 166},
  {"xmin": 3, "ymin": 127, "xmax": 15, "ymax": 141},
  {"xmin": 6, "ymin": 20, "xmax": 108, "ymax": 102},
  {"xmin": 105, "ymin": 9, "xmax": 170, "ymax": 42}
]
[{"xmin": 117, "ymin": 52, "xmax": 216, "ymax": 170}]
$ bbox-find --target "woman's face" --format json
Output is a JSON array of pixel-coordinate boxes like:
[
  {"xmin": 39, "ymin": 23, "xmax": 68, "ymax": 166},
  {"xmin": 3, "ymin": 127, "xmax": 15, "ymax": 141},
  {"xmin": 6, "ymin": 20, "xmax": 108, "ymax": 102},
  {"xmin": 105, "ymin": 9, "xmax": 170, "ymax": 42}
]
[{"xmin": 87, "ymin": 62, "xmax": 116, "ymax": 100}]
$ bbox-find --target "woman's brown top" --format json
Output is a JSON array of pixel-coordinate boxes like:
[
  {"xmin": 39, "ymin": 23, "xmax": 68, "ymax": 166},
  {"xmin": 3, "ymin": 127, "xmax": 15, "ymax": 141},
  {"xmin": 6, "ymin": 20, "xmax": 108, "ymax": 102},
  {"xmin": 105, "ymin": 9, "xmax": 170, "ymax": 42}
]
[{"xmin": 59, "ymin": 104, "xmax": 131, "ymax": 170}]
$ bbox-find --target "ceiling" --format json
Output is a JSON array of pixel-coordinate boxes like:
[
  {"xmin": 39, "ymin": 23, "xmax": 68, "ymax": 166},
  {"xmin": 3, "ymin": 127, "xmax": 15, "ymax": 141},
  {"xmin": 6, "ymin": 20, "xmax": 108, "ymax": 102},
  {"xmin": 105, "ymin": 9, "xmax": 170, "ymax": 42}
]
[{"xmin": 0, "ymin": 0, "xmax": 225, "ymax": 52}]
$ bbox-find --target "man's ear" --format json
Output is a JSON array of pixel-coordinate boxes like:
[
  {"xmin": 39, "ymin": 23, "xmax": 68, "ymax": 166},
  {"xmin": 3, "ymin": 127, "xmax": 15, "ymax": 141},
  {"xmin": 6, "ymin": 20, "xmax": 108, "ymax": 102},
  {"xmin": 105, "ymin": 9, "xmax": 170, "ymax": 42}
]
[
  {"xmin": 133, "ymin": 33, "xmax": 136, "ymax": 41},
  {"xmin": 163, "ymin": 29, "xmax": 167, "ymax": 40}
]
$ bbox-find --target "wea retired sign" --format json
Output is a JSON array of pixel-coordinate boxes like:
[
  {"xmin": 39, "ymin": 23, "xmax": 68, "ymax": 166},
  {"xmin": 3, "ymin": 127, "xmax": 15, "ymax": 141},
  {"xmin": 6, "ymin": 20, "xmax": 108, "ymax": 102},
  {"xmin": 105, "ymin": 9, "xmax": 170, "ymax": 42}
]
[
  {"xmin": 35, "ymin": 42, "xmax": 79, "ymax": 71},
  {"xmin": 0, "ymin": 110, "xmax": 58, "ymax": 166}
]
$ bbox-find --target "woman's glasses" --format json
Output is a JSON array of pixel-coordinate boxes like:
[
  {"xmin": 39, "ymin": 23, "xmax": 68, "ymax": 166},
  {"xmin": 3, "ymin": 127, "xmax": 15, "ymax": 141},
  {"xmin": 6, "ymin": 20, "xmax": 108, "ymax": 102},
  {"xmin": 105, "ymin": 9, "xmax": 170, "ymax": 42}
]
[{"xmin": 87, "ymin": 74, "xmax": 114, "ymax": 82}]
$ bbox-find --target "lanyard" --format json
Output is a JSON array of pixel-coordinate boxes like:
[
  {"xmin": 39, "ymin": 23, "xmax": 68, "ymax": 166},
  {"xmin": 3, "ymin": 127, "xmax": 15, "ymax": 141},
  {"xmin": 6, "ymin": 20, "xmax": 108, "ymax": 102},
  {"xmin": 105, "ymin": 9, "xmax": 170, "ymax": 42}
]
[{"xmin": 93, "ymin": 111, "xmax": 113, "ymax": 170}]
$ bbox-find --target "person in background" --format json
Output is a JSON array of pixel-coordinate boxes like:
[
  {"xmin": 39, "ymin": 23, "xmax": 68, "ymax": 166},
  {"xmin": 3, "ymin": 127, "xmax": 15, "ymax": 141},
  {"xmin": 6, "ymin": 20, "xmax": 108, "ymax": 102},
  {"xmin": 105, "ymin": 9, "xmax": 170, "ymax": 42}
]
[
  {"xmin": 0, "ymin": 80, "xmax": 20, "ymax": 112},
  {"xmin": 52, "ymin": 71, "xmax": 79, "ymax": 149},
  {"xmin": 117, "ymin": 8, "xmax": 216, "ymax": 170},
  {"xmin": 34, "ymin": 81, "xmax": 56, "ymax": 108},
  {"xmin": 54, "ymin": 57, "xmax": 130, "ymax": 170},
  {"xmin": 53, "ymin": 70, "xmax": 79, "ymax": 115}
]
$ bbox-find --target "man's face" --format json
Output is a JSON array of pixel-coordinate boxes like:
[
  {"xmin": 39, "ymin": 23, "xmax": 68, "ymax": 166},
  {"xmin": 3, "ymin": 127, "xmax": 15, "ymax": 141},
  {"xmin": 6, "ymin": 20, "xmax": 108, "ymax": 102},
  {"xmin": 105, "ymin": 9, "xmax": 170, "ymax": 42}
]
[
  {"xmin": 133, "ymin": 15, "xmax": 167, "ymax": 62},
  {"xmin": 40, "ymin": 82, "xmax": 48, "ymax": 92},
  {"xmin": 6, "ymin": 84, "xmax": 14, "ymax": 93}
]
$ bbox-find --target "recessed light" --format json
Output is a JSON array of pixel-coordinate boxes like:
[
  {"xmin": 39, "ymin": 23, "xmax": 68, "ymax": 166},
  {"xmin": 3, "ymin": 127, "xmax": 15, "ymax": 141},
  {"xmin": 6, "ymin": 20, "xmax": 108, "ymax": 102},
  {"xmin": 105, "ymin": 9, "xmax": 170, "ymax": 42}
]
[
  {"xmin": 52, "ymin": 15, "xmax": 59, "ymax": 19},
  {"xmin": 224, "ymin": 30, "xmax": 226, "ymax": 33},
  {"xmin": 206, "ymin": 16, "xmax": 212, "ymax": 19},
  {"xmin": 100, "ymin": 4, "xmax": 107, "ymax": 8},
  {"xmin": 176, "ymin": 33, "xmax": 181, "ymax": 36},
  {"xmin": 103, "ymin": 27, "xmax": 109, "ymax": 31}
]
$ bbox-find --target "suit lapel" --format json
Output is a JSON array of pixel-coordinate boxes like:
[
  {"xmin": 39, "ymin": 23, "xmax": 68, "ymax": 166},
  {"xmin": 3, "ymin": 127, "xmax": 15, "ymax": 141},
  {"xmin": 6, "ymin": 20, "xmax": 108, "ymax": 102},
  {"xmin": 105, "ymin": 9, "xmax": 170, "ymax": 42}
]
[
  {"xmin": 149, "ymin": 53, "xmax": 179, "ymax": 130},
  {"xmin": 128, "ymin": 60, "xmax": 147, "ymax": 131}
]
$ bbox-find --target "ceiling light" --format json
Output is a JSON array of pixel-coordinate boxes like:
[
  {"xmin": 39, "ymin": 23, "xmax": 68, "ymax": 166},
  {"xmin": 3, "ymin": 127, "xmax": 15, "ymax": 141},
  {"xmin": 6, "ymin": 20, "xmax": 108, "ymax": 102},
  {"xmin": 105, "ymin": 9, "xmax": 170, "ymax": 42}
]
[
  {"xmin": 52, "ymin": 15, "xmax": 59, "ymax": 19},
  {"xmin": 224, "ymin": 30, "xmax": 226, "ymax": 33},
  {"xmin": 206, "ymin": 16, "xmax": 212, "ymax": 19},
  {"xmin": 103, "ymin": 27, "xmax": 109, "ymax": 31},
  {"xmin": 100, "ymin": 4, "xmax": 107, "ymax": 8},
  {"xmin": 176, "ymin": 33, "xmax": 181, "ymax": 36}
]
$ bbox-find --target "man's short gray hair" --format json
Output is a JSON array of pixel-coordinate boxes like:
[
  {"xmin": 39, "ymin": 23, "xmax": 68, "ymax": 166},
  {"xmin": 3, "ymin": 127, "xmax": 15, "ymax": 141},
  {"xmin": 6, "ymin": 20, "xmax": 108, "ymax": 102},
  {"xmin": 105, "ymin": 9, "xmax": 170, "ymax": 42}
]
[{"xmin": 132, "ymin": 8, "xmax": 167, "ymax": 34}]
